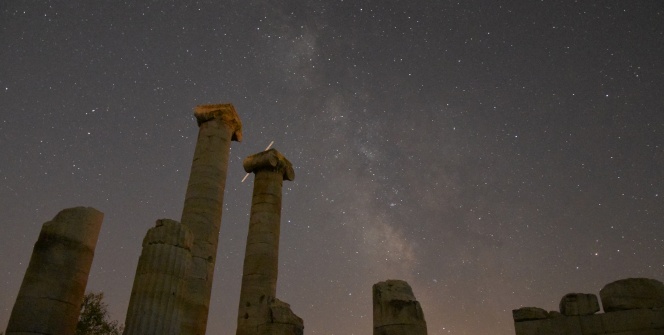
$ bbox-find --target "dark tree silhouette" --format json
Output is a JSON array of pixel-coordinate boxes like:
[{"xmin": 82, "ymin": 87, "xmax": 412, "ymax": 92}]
[{"xmin": 76, "ymin": 292, "xmax": 123, "ymax": 335}]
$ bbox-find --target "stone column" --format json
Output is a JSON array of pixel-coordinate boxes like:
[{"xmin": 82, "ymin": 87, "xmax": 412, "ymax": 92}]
[
  {"xmin": 373, "ymin": 280, "xmax": 427, "ymax": 335},
  {"xmin": 236, "ymin": 149, "xmax": 302, "ymax": 335},
  {"xmin": 6, "ymin": 207, "xmax": 103, "ymax": 335},
  {"xmin": 123, "ymin": 219, "xmax": 193, "ymax": 335},
  {"xmin": 180, "ymin": 103, "xmax": 242, "ymax": 335}
]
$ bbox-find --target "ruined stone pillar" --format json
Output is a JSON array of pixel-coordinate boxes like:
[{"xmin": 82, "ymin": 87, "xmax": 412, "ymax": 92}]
[
  {"xmin": 6, "ymin": 207, "xmax": 103, "ymax": 335},
  {"xmin": 180, "ymin": 103, "xmax": 242, "ymax": 335},
  {"xmin": 373, "ymin": 280, "xmax": 428, "ymax": 335},
  {"xmin": 123, "ymin": 219, "xmax": 193, "ymax": 335},
  {"xmin": 236, "ymin": 149, "xmax": 303, "ymax": 335}
]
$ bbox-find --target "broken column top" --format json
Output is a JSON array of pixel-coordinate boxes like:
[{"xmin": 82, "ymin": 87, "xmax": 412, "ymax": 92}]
[
  {"xmin": 143, "ymin": 219, "xmax": 193, "ymax": 250},
  {"xmin": 373, "ymin": 279, "xmax": 427, "ymax": 333},
  {"xmin": 242, "ymin": 148, "xmax": 295, "ymax": 181},
  {"xmin": 374, "ymin": 279, "xmax": 418, "ymax": 302},
  {"xmin": 44, "ymin": 206, "xmax": 104, "ymax": 249},
  {"xmin": 194, "ymin": 103, "xmax": 243, "ymax": 141}
]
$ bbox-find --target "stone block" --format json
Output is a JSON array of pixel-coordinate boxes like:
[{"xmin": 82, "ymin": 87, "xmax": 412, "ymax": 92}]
[
  {"xmin": 6, "ymin": 207, "xmax": 103, "ymax": 335},
  {"xmin": 373, "ymin": 280, "xmax": 427, "ymax": 335},
  {"xmin": 652, "ymin": 309, "xmax": 664, "ymax": 328},
  {"xmin": 180, "ymin": 103, "xmax": 241, "ymax": 335},
  {"xmin": 631, "ymin": 329, "xmax": 664, "ymax": 335},
  {"xmin": 514, "ymin": 319, "xmax": 542, "ymax": 335},
  {"xmin": 124, "ymin": 219, "xmax": 192, "ymax": 335},
  {"xmin": 269, "ymin": 299, "xmax": 304, "ymax": 328},
  {"xmin": 560, "ymin": 293, "xmax": 600, "ymax": 316},
  {"xmin": 600, "ymin": 278, "xmax": 664, "ymax": 312},
  {"xmin": 514, "ymin": 317, "xmax": 582, "ymax": 335},
  {"xmin": 579, "ymin": 314, "xmax": 605, "ymax": 334},
  {"xmin": 600, "ymin": 309, "xmax": 656, "ymax": 332},
  {"xmin": 513, "ymin": 307, "xmax": 549, "ymax": 321}
]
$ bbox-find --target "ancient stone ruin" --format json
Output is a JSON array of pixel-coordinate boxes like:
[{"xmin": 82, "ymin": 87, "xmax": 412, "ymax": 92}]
[
  {"xmin": 122, "ymin": 116, "xmax": 304, "ymax": 335},
  {"xmin": 11, "ymin": 103, "xmax": 660, "ymax": 335},
  {"xmin": 4, "ymin": 104, "xmax": 430, "ymax": 335},
  {"xmin": 512, "ymin": 277, "xmax": 664, "ymax": 335},
  {"xmin": 236, "ymin": 149, "xmax": 303, "ymax": 335},
  {"xmin": 6, "ymin": 207, "xmax": 104, "ymax": 335},
  {"xmin": 373, "ymin": 279, "xmax": 428, "ymax": 335},
  {"xmin": 4, "ymin": 103, "xmax": 441, "ymax": 335},
  {"xmin": 123, "ymin": 219, "xmax": 193, "ymax": 335},
  {"xmin": 121, "ymin": 105, "xmax": 301, "ymax": 335},
  {"xmin": 180, "ymin": 104, "xmax": 242, "ymax": 335},
  {"xmin": 123, "ymin": 104, "xmax": 242, "ymax": 335}
]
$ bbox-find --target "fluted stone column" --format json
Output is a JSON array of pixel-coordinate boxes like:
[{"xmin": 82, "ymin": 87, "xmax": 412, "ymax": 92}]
[
  {"xmin": 373, "ymin": 280, "xmax": 427, "ymax": 335},
  {"xmin": 236, "ymin": 149, "xmax": 303, "ymax": 335},
  {"xmin": 6, "ymin": 207, "xmax": 103, "ymax": 335},
  {"xmin": 123, "ymin": 219, "xmax": 193, "ymax": 335},
  {"xmin": 180, "ymin": 103, "xmax": 242, "ymax": 335}
]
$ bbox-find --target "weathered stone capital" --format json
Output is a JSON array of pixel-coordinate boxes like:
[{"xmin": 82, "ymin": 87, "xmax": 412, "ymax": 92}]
[
  {"xmin": 243, "ymin": 148, "xmax": 295, "ymax": 181},
  {"xmin": 194, "ymin": 103, "xmax": 243, "ymax": 141}
]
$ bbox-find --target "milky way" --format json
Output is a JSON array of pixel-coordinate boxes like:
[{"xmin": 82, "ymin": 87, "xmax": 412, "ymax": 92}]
[{"xmin": 1, "ymin": 2, "xmax": 663, "ymax": 334}]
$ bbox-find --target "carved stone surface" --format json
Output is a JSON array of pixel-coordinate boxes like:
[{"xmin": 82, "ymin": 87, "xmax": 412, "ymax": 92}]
[
  {"xmin": 123, "ymin": 219, "xmax": 193, "ymax": 335},
  {"xmin": 513, "ymin": 278, "xmax": 664, "ymax": 335},
  {"xmin": 180, "ymin": 103, "xmax": 241, "ymax": 335},
  {"xmin": 373, "ymin": 280, "xmax": 427, "ymax": 335},
  {"xmin": 242, "ymin": 148, "xmax": 294, "ymax": 181},
  {"xmin": 236, "ymin": 149, "xmax": 302, "ymax": 335},
  {"xmin": 193, "ymin": 103, "xmax": 243, "ymax": 140},
  {"xmin": 512, "ymin": 307, "xmax": 550, "ymax": 321},
  {"xmin": 260, "ymin": 299, "xmax": 304, "ymax": 335},
  {"xmin": 559, "ymin": 293, "xmax": 600, "ymax": 316},
  {"xmin": 6, "ymin": 207, "xmax": 103, "ymax": 335},
  {"xmin": 600, "ymin": 277, "xmax": 664, "ymax": 312}
]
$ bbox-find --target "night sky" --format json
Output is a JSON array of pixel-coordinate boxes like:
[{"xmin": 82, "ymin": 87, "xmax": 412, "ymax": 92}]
[{"xmin": 1, "ymin": 1, "xmax": 663, "ymax": 334}]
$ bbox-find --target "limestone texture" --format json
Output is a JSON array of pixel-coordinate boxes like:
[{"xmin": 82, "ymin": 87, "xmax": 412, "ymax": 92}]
[
  {"xmin": 513, "ymin": 278, "xmax": 664, "ymax": 335},
  {"xmin": 236, "ymin": 149, "xmax": 302, "ymax": 335},
  {"xmin": 512, "ymin": 307, "xmax": 550, "ymax": 321},
  {"xmin": 180, "ymin": 103, "xmax": 242, "ymax": 335},
  {"xmin": 123, "ymin": 219, "xmax": 193, "ymax": 335},
  {"xmin": 600, "ymin": 277, "xmax": 664, "ymax": 312},
  {"xmin": 257, "ymin": 299, "xmax": 304, "ymax": 335},
  {"xmin": 559, "ymin": 293, "xmax": 600, "ymax": 316},
  {"xmin": 373, "ymin": 280, "xmax": 427, "ymax": 335},
  {"xmin": 6, "ymin": 207, "xmax": 103, "ymax": 335}
]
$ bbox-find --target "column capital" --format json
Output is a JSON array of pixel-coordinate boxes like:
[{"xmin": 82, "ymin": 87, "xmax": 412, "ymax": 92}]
[
  {"xmin": 243, "ymin": 148, "xmax": 295, "ymax": 181},
  {"xmin": 194, "ymin": 103, "xmax": 243, "ymax": 141}
]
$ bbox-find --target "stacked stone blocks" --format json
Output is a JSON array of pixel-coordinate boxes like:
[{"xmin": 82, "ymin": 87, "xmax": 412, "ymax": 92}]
[
  {"xmin": 180, "ymin": 104, "xmax": 242, "ymax": 335},
  {"xmin": 373, "ymin": 280, "xmax": 428, "ymax": 335},
  {"xmin": 123, "ymin": 219, "xmax": 193, "ymax": 335},
  {"xmin": 513, "ymin": 278, "xmax": 664, "ymax": 335},
  {"xmin": 6, "ymin": 207, "xmax": 104, "ymax": 335},
  {"xmin": 123, "ymin": 103, "xmax": 242, "ymax": 335},
  {"xmin": 236, "ymin": 149, "xmax": 303, "ymax": 335}
]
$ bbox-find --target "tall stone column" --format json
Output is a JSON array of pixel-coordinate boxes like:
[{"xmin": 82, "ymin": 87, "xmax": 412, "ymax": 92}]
[
  {"xmin": 6, "ymin": 207, "xmax": 103, "ymax": 335},
  {"xmin": 180, "ymin": 103, "xmax": 242, "ymax": 335},
  {"xmin": 373, "ymin": 280, "xmax": 428, "ymax": 335},
  {"xmin": 236, "ymin": 149, "xmax": 303, "ymax": 335},
  {"xmin": 123, "ymin": 219, "xmax": 193, "ymax": 335}
]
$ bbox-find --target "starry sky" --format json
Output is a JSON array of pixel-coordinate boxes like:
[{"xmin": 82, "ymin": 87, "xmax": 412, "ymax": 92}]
[{"xmin": 1, "ymin": 1, "xmax": 663, "ymax": 334}]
